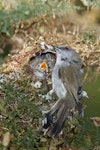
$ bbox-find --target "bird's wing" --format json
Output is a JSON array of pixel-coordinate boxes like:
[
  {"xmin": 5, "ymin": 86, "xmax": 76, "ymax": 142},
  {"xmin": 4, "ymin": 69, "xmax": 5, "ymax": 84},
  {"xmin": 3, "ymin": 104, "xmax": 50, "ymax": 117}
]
[{"xmin": 58, "ymin": 64, "xmax": 82, "ymax": 103}]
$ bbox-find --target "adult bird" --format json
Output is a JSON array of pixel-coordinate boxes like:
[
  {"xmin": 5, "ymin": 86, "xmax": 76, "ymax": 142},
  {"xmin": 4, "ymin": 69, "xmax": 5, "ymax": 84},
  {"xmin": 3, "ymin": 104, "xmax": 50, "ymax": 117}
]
[{"xmin": 43, "ymin": 45, "xmax": 83, "ymax": 137}]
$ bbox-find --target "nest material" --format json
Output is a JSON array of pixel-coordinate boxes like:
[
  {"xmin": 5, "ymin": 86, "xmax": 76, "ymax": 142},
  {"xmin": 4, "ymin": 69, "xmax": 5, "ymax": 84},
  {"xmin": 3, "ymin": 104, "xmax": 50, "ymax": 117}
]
[
  {"xmin": 0, "ymin": 36, "xmax": 100, "ymax": 81},
  {"xmin": 0, "ymin": 41, "xmax": 56, "ymax": 81}
]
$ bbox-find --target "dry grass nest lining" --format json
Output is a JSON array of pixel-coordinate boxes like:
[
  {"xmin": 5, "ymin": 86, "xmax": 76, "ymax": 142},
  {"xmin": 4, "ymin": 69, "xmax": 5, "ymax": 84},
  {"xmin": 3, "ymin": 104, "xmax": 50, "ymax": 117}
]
[{"xmin": 0, "ymin": 32, "xmax": 100, "ymax": 76}]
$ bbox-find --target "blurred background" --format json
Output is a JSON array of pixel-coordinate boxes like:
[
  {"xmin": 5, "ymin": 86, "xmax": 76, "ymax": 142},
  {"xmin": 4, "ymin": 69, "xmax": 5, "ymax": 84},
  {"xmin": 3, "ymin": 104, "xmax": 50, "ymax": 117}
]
[{"xmin": 0, "ymin": 0, "xmax": 100, "ymax": 62}]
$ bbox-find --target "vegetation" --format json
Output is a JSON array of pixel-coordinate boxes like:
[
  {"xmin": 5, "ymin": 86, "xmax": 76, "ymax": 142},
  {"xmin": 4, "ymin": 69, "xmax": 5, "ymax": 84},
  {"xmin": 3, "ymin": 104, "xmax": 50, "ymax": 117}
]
[
  {"xmin": 0, "ymin": 70, "xmax": 100, "ymax": 149},
  {"xmin": 0, "ymin": 0, "xmax": 70, "ymax": 36},
  {"xmin": 0, "ymin": 0, "xmax": 100, "ymax": 36}
]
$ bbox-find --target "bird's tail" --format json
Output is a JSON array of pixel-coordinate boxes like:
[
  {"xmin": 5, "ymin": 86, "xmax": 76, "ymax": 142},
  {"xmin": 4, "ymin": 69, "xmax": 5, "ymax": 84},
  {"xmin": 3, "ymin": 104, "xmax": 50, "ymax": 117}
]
[{"xmin": 42, "ymin": 94, "xmax": 76, "ymax": 137}]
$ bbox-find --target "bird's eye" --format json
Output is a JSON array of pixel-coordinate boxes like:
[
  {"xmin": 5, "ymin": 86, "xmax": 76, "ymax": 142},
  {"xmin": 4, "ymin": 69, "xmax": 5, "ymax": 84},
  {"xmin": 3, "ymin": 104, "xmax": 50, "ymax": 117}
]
[
  {"xmin": 72, "ymin": 60, "xmax": 78, "ymax": 63},
  {"xmin": 61, "ymin": 58, "xmax": 67, "ymax": 61}
]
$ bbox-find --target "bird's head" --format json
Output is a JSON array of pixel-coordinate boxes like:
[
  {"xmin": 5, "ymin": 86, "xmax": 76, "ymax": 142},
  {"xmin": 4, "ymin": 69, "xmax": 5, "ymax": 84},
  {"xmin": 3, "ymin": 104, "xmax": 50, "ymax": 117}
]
[{"xmin": 52, "ymin": 45, "xmax": 82, "ymax": 67}]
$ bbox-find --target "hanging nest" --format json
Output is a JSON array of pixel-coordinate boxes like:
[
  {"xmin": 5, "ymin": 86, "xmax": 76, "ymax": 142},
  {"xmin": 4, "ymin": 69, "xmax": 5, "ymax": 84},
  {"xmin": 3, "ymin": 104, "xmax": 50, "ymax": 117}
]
[{"xmin": 0, "ymin": 40, "xmax": 56, "ymax": 82}]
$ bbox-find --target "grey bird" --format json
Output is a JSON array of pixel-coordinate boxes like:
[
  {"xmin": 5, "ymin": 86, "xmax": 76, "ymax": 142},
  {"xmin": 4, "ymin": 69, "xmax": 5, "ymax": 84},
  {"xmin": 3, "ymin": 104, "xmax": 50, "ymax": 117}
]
[{"xmin": 43, "ymin": 45, "xmax": 83, "ymax": 137}]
